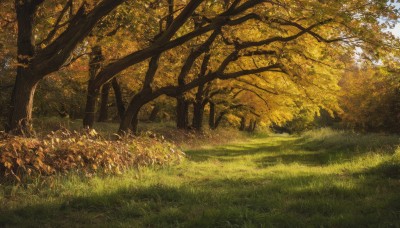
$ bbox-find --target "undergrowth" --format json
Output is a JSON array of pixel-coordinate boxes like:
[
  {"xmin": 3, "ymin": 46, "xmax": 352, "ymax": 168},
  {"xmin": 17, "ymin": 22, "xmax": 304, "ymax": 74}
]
[
  {"xmin": 30, "ymin": 118, "xmax": 250, "ymax": 148},
  {"xmin": 0, "ymin": 129, "xmax": 184, "ymax": 183}
]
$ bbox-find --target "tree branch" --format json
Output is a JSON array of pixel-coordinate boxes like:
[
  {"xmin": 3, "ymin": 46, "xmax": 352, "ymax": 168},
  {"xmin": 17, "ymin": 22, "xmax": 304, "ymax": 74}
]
[
  {"xmin": 37, "ymin": 0, "xmax": 73, "ymax": 47},
  {"xmin": 33, "ymin": 0, "xmax": 125, "ymax": 78},
  {"xmin": 92, "ymin": 6, "xmax": 264, "ymax": 89},
  {"xmin": 234, "ymin": 78, "xmax": 279, "ymax": 95}
]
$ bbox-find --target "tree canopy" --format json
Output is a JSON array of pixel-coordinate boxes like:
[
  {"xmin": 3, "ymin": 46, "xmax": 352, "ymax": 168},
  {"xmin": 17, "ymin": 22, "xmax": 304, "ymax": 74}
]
[{"xmin": 0, "ymin": 0, "xmax": 399, "ymax": 135}]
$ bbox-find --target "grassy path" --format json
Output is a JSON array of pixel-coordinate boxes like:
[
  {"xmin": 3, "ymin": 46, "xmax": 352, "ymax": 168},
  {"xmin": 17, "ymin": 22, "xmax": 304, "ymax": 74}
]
[{"xmin": 1, "ymin": 134, "xmax": 400, "ymax": 227}]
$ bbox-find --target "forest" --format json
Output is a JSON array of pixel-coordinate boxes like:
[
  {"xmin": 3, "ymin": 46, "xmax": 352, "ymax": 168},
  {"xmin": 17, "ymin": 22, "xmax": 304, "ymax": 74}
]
[{"xmin": 1, "ymin": 0, "xmax": 400, "ymax": 226}]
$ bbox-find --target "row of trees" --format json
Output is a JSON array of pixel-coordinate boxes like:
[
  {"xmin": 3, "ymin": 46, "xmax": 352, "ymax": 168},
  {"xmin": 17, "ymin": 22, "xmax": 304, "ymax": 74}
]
[{"xmin": 0, "ymin": 0, "xmax": 399, "ymax": 135}]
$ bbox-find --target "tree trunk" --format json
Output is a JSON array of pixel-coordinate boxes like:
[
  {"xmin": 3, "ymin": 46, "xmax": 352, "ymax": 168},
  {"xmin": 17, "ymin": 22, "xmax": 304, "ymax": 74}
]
[
  {"xmin": 83, "ymin": 45, "xmax": 103, "ymax": 128},
  {"xmin": 214, "ymin": 110, "xmax": 227, "ymax": 130},
  {"xmin": 119, "ymin": 52, "xmax": 162, "ymax": 133},
  {"xmin": 239, "ymin": 117, "xmax": 246, "ymax": 131},
  {"xmin": 149, "ymin": 104, "xmax": 160, "ymax": 122},
  {"xmin": 131, "ymin": 114, "xmax": 139, "ymax": 133},
  {"xmin": 252, "ymin": 120, "xmax": 257, "ymax": 132},
  {"xmin": 247, "ymin": 119, "xmax": 254, "ymax": 132},
  {"xmin": 176, "ymin": 96, "xmax": 189, "ymax": 129},
  {"xmin": 6, "ymin": 1, "xmax": 126, "ymax": 134},
  {"xmin": 191, "ymin": 53, "xmax": 210, "ymax": 131},
  {"xmin": 98, "ymin": 82, "xmax": 111, "ymax": 122},
  {"xmin": 209, "ymin": 102, "xmax": 216, "ymax": 129},
  {"xmin": 83, "ymin": 84, "xmax": 99, "ymax": 128},
  {"xmin": 192, "ymin": 101, "xmax": 204, "ymax": 131},
  {"xmin": 118, "ymin": 92, "xmax": 149, "ymax": 134},
  {"xmin": 7, "ymin": 75, "xmax": 38, "ymax": 135},
  {"xmin": 7, "ymin": 2, "xmax": 37, "ymax": 135},
  {"xmin": 111, "ymin": 78, "xmax": 125, "ymax": 120}
]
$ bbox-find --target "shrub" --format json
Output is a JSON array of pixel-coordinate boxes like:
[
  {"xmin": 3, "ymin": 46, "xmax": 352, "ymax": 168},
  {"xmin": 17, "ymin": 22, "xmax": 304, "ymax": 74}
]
[{"xmin": 0, "ymin": 130, "xmax": 184, "ymax": 183}]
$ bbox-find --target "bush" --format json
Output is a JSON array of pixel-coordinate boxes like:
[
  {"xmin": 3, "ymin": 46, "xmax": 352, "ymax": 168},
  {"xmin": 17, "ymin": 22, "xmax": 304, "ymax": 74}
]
[{"xmin": 0, "ymin": 130, "xmax": 184, "ymax": 183}]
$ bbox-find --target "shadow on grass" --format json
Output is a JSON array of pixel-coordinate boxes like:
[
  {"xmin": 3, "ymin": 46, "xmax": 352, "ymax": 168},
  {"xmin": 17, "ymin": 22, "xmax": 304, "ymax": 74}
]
[
  {"xmin": 1, "ymin": 174, "xmax": 399, "ymax": 227},
  {"xmin": 2, "ymin": 133, "xmax": 399, "ymax": 227},
  {"xmin": 186, "ymin": 144, "xmax": 285, "ymax": 162},
  {"xmin": 359, "ymin": 158, "xmax": 400, "ymax": 179}
]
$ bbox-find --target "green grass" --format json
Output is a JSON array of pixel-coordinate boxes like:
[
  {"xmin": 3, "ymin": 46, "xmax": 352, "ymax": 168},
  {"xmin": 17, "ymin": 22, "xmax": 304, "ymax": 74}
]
[{"xmin": 1, "ymin": 130, "xmax": 400, "ymax": 227}]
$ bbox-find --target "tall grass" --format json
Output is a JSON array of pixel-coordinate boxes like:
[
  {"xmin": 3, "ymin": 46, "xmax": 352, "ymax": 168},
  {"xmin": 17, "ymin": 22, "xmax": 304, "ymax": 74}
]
[{"xmin": 301, "ymin": 128, "xmax": 399, "ymax": 152}]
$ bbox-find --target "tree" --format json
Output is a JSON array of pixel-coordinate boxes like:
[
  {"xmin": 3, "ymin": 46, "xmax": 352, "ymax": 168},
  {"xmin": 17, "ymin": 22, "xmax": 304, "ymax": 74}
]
[
  {"xmin": 5, "ymin": 0, "xmax": 399, "ymax": 136},
  {"xmin": 82, "ymin": 0, "xmax": 162, "ymax": 128},
  {"xmin": 8, "ymin": 0, "xmax": 125, "ymax": 134},
  {"xmin": 340, "ymin": 64, "xmax": 400, "ymax": 132},
  {"xmin": 118, "ymin": 20, "xmax": 339, "ymax": 133},
  {"xmin": 83, "ymin": 0, "xmax": 277, "ymax": 132}
]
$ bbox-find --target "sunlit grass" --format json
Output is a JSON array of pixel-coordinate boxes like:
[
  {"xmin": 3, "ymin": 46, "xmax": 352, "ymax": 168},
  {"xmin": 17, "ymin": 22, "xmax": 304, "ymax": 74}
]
[{"xmin": 1, "ymin": 130, "xmax": 400, "ymax": 227}]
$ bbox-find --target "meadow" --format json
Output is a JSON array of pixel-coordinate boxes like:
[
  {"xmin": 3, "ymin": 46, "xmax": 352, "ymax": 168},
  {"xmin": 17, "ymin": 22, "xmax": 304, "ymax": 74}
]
[
  {"xmin": 2, "ymin": 1, "xmax": 400, "ymax": 227},
  {"xmin": 1, "ymin": 128, "xmax": 399, "ymax": 227}
]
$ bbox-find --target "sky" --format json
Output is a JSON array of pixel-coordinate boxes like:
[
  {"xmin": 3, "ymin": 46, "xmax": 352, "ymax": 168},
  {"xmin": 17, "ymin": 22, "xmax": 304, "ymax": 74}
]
[
  {"xmin": 390, "ymin": 24, "xmax": 400, "ymax": 37},
  {"xmin": 389, "ymin": 2, "xmax": 400, "ymax": 37}
]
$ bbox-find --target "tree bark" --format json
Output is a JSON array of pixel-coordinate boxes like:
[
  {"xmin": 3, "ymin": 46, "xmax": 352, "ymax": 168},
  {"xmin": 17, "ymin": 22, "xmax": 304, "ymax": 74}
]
[
  {"xmin": 192, "ymin": 101, "xmax": 204, "ymax": 131},
  {"xmin": 176, "ymin": 96, "xmax": 189, "ymax": 129},
  {"xmin": 111, "ymin": 78, "xmax": 125, "ymax": 120},
  {"xmin": 149, "ymin": 104, "xmax": 160, "ymax": 122},
  {"xmin": 119, "ymin": 52, "xmax": 162, "ymax": 133},
  {"xmin": 209, "ymin": 102, "xmax": 216, "ymax": 129},
  {"xmin": 252, "ymin": 120, "xmax": 257, "ymax": 132},
  {"xmin": 98, "ymin": 82, "xmax": 111, "ymax": 122},
  {"xmin": 214, "ymin": 110, "xmax": 228, "ymax": 130},
  {"xmin": 118, "ymin": 91, "xmax": 150, "ymax": 134},
  {"xmin": 7, "ymin": 2, "xmax": 38, "ymax": 135},
  {"xmin": 239, "ymin": 117, "xmax": 246, "ymax": 131},
  {"xmin": 7, "ymin": 75, "xmax": 38, "ymax": 135},
  {"xmin": 192, "ymin": 54, "xmax": 210, "ymax": 131},
  {"xmin": 82, "ymin": 85, "xmax": 99, "ymax": 128},
  {"xmin": 247, "ymin": 119, "xmax": 254, "ymax": 132},
  {"xmin": 83, "ymin": 45, "xmax": 103, "ymax": 128}
]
